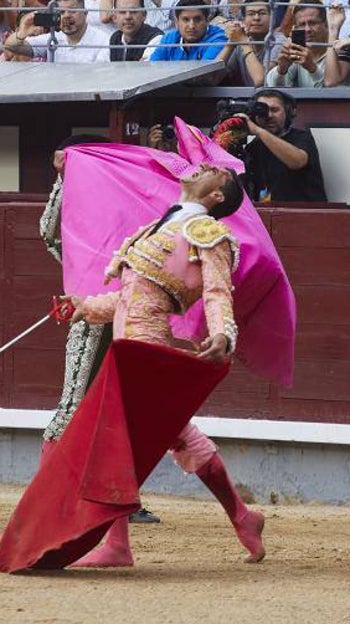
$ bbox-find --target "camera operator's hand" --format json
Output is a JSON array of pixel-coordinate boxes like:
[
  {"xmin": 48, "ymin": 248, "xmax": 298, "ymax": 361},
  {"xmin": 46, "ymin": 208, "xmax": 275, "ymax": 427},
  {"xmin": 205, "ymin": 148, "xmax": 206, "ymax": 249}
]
[
  {"xmin": 147, "ymin": 124, "xmax": 164, "ymax": 149},
  {"xmin": 233, "ymin": 113, "xmax": 260, "ymax": 137},
  {"xmin": 147, "ymin": 124, "xmax": 177, "ymax": 153}
]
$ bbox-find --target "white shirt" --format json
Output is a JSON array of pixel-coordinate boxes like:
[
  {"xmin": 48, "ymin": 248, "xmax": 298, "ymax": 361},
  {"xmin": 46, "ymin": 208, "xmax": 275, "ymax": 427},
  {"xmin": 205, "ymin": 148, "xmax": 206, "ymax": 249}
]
[
  {"xmin": 85, "ymin": 0, "xmax": 115, "ymax": 35},
  {"xmin": 144, "ymin": 0, "xmax": 175, "ymax": 33},
  {"xmin": 159, "ymin": 202, "xmax": 207, "ymax": 230},
  {"xmin": 27, "ymin": 25, "xmax": 110, "ymax": 62}
]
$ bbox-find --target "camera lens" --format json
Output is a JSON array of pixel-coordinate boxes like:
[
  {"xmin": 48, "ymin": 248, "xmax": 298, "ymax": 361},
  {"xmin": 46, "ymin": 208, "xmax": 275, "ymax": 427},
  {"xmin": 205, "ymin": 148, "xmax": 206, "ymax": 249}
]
[{"xmin": 162, "ymin": 126, "xmax": 175, "ymax": 140}]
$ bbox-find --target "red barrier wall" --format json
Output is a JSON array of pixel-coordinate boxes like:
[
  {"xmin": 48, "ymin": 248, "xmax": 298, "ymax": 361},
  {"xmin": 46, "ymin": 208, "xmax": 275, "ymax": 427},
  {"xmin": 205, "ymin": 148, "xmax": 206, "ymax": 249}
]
[
  {"xmin": 200, "ymin": 207, "xmax": 350, "ymax": 423},
  {"xmin": 0, "ymin": 201, "xmax": 349, "ymax": 424},
  {"xmin": 0, "ymin": 202, "xmax": 66, "ymax": 409}
]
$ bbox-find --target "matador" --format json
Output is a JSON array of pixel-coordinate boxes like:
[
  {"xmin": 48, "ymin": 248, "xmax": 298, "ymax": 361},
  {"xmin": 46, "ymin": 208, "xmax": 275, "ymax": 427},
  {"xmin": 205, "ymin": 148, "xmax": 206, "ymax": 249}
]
[{"xmin": 67, "ymin": 165, "xmax": 266, "ymax": 568}]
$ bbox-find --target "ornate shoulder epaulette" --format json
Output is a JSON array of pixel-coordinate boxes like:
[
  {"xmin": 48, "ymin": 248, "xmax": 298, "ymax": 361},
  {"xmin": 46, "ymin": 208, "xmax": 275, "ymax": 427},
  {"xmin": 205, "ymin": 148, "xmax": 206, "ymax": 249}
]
[
  {"xmin": 182, "ymin": 215, "xmax": 240, "ymax": 271},
  {"xmin": 183, "ymin": 215, "xmax": 230, "ymax": 248}
]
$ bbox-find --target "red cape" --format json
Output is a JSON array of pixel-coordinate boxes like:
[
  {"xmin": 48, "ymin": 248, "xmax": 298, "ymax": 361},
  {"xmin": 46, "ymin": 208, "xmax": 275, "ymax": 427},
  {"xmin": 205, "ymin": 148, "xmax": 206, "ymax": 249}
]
[{"xmin": 0, "ymin": 340, "xmax": 229, "ymax": 573}]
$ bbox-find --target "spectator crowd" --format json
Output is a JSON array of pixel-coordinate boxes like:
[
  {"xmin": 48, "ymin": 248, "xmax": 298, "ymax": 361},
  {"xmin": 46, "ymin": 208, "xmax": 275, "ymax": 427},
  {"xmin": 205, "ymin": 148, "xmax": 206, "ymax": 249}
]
[{"xmin": 0, "ymin": 0, "xmax": 350, "ymax": 86}]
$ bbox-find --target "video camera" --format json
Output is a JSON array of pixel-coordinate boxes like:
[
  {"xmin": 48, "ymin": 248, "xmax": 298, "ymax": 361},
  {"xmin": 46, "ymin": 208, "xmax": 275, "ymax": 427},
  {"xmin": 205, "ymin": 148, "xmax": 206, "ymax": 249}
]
[
  {"xmin": 216, "ymin": 98, "xmax": 269, "ymax": 124},
  {"xmin": 210, "ymin": 98, "xmax": 270, "ymax": 161}
]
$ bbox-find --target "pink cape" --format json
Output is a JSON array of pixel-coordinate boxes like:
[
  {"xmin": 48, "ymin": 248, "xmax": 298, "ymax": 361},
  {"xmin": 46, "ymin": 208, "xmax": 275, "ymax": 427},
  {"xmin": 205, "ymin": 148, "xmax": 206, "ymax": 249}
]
[{"xmin": 62, "ymin": 117, "xmax": 296, "ymax": 386}]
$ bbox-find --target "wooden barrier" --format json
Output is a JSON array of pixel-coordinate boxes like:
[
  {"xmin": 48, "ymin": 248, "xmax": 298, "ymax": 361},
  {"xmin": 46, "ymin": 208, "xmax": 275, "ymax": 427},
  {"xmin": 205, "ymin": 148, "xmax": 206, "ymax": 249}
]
[
  {"xmin": 199, "ymin": 206, "xmax": 350, "ymax": 424},
  {"xmin": 0, "ymin": 202, "xmax": 66, "ymax": 409},
  {"xmin": 0, "ymin": 201, "xmax": 349, "ymax": 425}
]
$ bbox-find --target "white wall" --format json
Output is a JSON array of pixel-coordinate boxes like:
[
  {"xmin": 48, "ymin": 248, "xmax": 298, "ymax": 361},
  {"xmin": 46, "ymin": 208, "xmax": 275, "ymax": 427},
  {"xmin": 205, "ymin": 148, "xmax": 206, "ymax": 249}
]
[
  {"xmin": 311, "ymin": 127, "xmax": 350, "ymax": 204},
  {"xmin": 0, "ymin": 127, "xmax": 19, "ymax": 191}
]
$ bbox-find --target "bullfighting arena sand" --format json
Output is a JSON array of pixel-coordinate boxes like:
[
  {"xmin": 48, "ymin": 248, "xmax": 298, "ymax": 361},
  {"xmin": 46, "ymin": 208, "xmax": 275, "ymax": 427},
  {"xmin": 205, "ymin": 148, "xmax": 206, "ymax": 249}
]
[{"xmin": 1, "ymin": 484, "xmax": 350, "ymax": 624}]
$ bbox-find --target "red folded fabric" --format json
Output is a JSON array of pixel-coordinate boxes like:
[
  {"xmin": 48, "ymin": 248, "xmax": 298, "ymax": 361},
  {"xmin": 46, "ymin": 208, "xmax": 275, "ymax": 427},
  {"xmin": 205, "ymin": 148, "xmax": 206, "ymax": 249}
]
[{"xmin": 0, "ymin": 339, "xmax": 229, "ymax": 572}]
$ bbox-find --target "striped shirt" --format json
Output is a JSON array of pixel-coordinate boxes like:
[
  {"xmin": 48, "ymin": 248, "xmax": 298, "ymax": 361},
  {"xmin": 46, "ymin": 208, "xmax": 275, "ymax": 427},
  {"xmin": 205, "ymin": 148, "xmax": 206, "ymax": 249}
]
[{"xmin": 144, "ymin": 0, "xmax": 176, "ymax": 32}]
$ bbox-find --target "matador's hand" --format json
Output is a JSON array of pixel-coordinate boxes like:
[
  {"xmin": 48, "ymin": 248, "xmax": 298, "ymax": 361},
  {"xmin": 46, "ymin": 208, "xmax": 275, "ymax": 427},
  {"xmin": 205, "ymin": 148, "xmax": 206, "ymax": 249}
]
[
  {"xmin": 198, "ymin": 333, "xmax": 229, "ymax": 364},
  {"xmin": 59, "ymin": 295, "xmax": 84, "ymax": 323}
]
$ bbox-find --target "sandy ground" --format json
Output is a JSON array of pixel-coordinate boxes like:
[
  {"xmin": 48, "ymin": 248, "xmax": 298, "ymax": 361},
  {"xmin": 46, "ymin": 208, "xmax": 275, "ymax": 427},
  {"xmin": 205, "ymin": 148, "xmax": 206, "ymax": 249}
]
[{"xmin": 0, "ymin": 485, "xmax": 350, "ymax": 624}]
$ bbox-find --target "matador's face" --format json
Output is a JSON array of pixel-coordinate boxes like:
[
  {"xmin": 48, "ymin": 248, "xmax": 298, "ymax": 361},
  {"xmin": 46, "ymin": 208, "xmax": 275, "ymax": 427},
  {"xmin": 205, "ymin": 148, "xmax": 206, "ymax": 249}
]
[{"xmin": 181, "ymin": 165, "xmax": 231, "ymax": 200}]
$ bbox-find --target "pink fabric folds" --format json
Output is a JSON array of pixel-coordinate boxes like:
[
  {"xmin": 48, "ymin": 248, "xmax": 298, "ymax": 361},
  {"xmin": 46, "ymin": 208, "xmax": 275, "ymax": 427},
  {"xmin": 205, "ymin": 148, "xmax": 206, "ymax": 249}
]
[{"xmin": 61, "ymin": 117, "xmax": 296, "ymax": 386}]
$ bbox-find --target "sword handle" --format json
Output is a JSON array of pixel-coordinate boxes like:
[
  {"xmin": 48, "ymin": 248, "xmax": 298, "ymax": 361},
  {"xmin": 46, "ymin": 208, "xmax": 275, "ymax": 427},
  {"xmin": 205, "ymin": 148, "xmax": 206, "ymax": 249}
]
[{"xmin": 51, "ymin": 296, "xmax": 75, "ymax": 324}]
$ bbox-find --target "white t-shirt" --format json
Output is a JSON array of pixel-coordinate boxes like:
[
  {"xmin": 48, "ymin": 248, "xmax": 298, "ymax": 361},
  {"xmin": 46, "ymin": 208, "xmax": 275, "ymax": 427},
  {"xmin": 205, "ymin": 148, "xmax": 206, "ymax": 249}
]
[
  {"xmin": 27, "ymin": 25, "xmax": 110, "ymax": 62},
  {"xmin": 85, "ymin": 0, "xmax": 115, "ymax": 35}
]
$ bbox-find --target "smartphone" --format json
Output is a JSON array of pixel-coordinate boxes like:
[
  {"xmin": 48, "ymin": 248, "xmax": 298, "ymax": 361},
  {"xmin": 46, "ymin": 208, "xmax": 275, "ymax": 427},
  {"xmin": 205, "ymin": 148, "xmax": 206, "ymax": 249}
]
[{"xmin": 291, "ymin": 29, "xmax": 306, "ymax": 47}]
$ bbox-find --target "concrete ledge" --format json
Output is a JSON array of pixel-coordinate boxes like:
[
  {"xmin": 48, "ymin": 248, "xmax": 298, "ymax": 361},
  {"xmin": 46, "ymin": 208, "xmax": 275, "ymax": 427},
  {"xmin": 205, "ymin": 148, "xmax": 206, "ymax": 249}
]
[
  {"xmin": 1, "ymin": 410, "xmax": 350, "ymax": 503},
  {"xmin": 192, "ymin": 416, "xmax": 350, "ymax": 446},
  {"xmin": 0, "ymin": 409, "xmax": 52, "ymax": 430},
  {"xmin": 1, "ymin": 408, "xmax": 350, "ymax": 445}
]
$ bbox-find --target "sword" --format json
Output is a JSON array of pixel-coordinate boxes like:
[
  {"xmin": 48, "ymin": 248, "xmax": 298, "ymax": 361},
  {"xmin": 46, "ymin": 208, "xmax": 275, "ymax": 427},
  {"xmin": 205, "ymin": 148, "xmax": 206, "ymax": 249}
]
[{"xmin": 0, "ymin": 297, "xmax": 75, "ymax": 355}]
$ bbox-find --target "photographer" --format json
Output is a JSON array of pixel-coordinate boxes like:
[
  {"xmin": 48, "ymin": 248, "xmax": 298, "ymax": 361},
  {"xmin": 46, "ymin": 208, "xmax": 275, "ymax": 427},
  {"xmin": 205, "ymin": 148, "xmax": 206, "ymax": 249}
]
[
  {"xmin": 147, "ymin": 123, "xmax": 178, "ymax": 152},
  {"xmin": 266, "ymin": 0, "xmax": 333, "ymax": 87},
  {"xmin": 4, "ymin": 0, "xmax": 110, "ymax": 62},
  {"xmin": 237, "ymin": 89, "xmax": 327, "ymax": 202}
]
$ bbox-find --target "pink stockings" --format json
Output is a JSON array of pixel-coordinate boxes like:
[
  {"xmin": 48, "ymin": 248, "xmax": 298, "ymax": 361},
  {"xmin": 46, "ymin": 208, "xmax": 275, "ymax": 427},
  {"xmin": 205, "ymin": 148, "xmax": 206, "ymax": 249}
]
[
  {"xmin": 40, "ymin": 439, "xmax": 133, "ymax": 568},
  {"xmin": 40, "ymin": 423, "xmax": 265, "ymax": 567},
  {"xmin": 196, "ymin": 452, "xmax": 265, "ymax": 563},
  {"xmin": 171, "ymin": 423, "xmax": 265, "ymax": 563},
  {"xmin": 70, "ymin": 516, "xmax": 133, "ymax": 568}
]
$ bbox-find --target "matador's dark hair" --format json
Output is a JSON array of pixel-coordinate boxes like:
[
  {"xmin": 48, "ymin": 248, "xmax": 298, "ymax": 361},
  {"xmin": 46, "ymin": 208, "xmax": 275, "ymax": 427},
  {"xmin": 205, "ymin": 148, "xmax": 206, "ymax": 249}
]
[
  {"xmin": 211, "ymin": 169, "xmax": 244, "ymax": 220},
  {"xmin": 56, "ymin": 134, "xmax": 112, "ymax": 151}
]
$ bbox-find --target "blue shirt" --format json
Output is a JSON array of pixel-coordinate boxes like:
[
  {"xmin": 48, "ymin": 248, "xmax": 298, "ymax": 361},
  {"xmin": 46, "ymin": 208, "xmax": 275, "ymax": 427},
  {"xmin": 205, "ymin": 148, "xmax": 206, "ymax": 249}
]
[{"xmin": 149, "ymin": 24, "xmax": 227, "ymax": 61}]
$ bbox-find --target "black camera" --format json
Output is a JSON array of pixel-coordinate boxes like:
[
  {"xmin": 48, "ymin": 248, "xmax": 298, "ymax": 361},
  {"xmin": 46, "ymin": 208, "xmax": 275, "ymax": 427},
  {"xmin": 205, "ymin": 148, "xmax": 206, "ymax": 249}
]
[
  {"xmin": 210, "ymin": 99, "xmax": 269, "ymax": 162},
  {"xmin": 160, "ymin": 124, "xmax": 176, "ymax": 141},
  {"xmin": 216, "ymin": 99, "xmax": 269, "ymax": 124},
  {"xmin": 33, "ymin": 10, "xmax": 61, "ymax": 30}
]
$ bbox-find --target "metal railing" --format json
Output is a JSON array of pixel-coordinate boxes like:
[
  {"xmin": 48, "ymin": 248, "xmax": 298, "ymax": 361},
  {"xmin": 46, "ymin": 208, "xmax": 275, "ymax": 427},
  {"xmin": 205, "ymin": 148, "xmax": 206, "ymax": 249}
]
[{"xmin": 0, "ymin": 0, "xmax": 349, "ymax": 70}]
